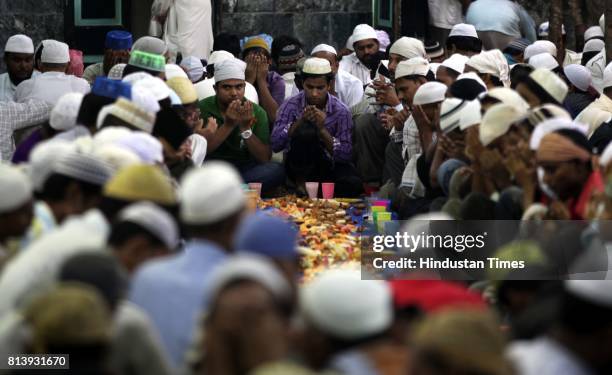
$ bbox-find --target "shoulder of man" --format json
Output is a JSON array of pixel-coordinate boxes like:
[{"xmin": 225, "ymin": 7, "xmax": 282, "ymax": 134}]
[{"xmin": 251, "ymin": 101, "xmax": 269, "ymax": 123}]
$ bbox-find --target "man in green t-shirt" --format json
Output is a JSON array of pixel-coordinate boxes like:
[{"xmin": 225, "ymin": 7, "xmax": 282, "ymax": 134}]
[{"xmin": 199, "ymin": 58, "xmax": 285, "ymax": 193}]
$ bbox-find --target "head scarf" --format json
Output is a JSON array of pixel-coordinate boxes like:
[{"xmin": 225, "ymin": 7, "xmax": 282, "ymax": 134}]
[
  {"xmin": 467, "ymin": 50, "xmax": 510, "ymax": 87},
  {"xmin": 536, "ymin": 132, "xmax": 591, "ymax": 163}
]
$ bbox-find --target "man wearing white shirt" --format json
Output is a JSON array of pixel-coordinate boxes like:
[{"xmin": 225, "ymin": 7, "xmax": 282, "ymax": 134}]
[
  {"xmin": 14, "ymin": 40, "xmax": 90, "ymax": 106},
  {"xmin": 339, "ymin": 24, "xmax": 382, "ymax": 86},
  {"xmin": 428, "ymin": 0, "xmax": 467, "ymax": 46},
  {"xmin": 312, "ymin": 44, "xmax": 364, "ymax": 109},
  {"xmin": 0, "ymin": 34, "xmax": 35, "ymax": 102}
]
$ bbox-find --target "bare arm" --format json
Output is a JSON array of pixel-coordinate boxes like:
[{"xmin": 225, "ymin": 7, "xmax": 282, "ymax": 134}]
[{"xmin": 255, "ymin": 58, "xmax": 280, "ymax": 123}]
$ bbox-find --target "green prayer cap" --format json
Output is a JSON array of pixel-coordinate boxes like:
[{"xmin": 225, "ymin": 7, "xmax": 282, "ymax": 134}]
[{"xmin": 128, "ymin": 50, "xmax": 165, "ymax": 72}]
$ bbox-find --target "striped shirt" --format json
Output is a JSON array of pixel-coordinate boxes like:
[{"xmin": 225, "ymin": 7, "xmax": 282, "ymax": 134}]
[
  {"xmin": 271, "ymin": 91, "xmax": 353, "ymax": 162},
  {"xmin": 0, "ymin": 99, "xmax": 51, "ymax": 161}
]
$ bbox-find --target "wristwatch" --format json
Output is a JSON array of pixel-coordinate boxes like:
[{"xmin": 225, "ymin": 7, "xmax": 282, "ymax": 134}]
[{"xmin": 240, "ymin": 129, "xmax": 253, "ymax": 140}]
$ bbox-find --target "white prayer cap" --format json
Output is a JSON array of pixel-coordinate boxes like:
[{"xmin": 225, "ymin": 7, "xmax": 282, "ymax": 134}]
[
  {"xmin": 457, "ymin": 72, "xmax": 487, "ymax": 90},
  {"xmin": 524, "ymin": 40, "xmax": 557, "ymax": 61},
  {"xmin": 41, "ymin": 40, "xmax": 69, "ymax": 64},
  {"xmin": 413, "ymin": 81, "xmax": 447, "ymax": 106},
  {"xmin": 449, "ymin": 23, "xmax": 479, "ymax": 39},
  {"xmin": 585, "ymin": 26, "xmax": 604, "ymax": 42},
  {"xmin": 50, "ymin": 93, "xmax": 84, "ymax": 131},
  {"xmin": 92, "ymin": 144, "xmax": 141, "ymax": 173},
  {"xmin": 345, "ymin": 35, "xmax": 355, "ymax": 51},
  {"xmin": 245, "ymin": 83, "xmax": 260, "ymax": 105},
  {"xmin": 583, "ymin": 39, "xmax": 605, "ymax": 54},
  {"xmin": 429, "ymin": 62, "xmax": 440, "ymax": 76},
  {"xmin": 564, "ymin": 64, "xmax": 592, "ymax": 91},
  {"xmin": 52, "ymin": 150, "xmax": 114, "ymax": 186},
  {"xmin": 603, "ymin": 61, "xmax": 612, "ymax": 89},
  {"xmin": 484, "ymin": 87, "xmax": 529, "ymax": 112},
  {"xmin": 132, "ymin": 36, "xmax": 167, "ymax": 55},
  {"xmin": 440, "ymin": 98, "xmax": 468, "ymax": 133},
  {"xmin": 93, "ymin": 126, "xmax": 133, "ymax": 148},
  {"xmin": 311, "ymin": 44, "xmax": 337, "ymax": 56},
  {"xmin": 480, "ymin": 103, "xmax": 527, "ymax": 146},
  {"xmin": 529, "ymin": 117, "xmax": 588, "ymax": 150},
  {"xmin": 165, "ymin": 63, "xmax": 188, "ymax": 80},
  {"xmin": 538, "ymin": 21, "xmax": 565, "ymax": 38},
  {"xmin": 351, "ymin": 24, "xmax": 378, "ymax": 44},
  {"xmin": 180, "ymin": 56, "xmax": 205, "ymax": 83},
  {"xmin": 132, "ymin": 76, "xmax": 170, "ymax": 102},
  {"xmin": 466, "ymin": 49, "xmax": 510, "ymax": 86},
  {"xmin": 389, "ymin": 37, "xmax": 426, "ymax": 59},
  {"xmin": 302, "ymin": 57, "xmax": 332, "ymax": 75},
  {"xmin": 108, "ymin": 63, "xmax": 127, "ymax": 80},
  {"xmin": 599, "ymin": 142, "xmax": 612, "ymax": 166},
  {"xmin": 441, "ymin": 53, "xmax": 469, "ymax": 74},
  {"xmin": 122, "ymin": 72, "xmax": 153, "ymax": 85},
  {"xmin": 214, "ymin": 58, "xmax": 246, "ymax": 83},
  {"xmin": 131, "ymin": 86, "xmax": 161, "ymax": 114},
  {"xmin": 29, "ymin": 139, "xmax": 75, "ymax": 192},
  {"xmin": 566, "ymin": 280, "xmax": 612, "ymax": 308},
  {"xmin": 208, "ymin": 50, "xmax": 235, "ymax": 66},
  {"xmin": 395, "ymin": 57, "xmax": 429, "ymax": 79},
  {"xmin": 118, "ymin": 201, "xmax": 179, "ymax": 249},
  {"xmin": 528, "ymin": 53, "xmax": 559, "ymax": 70},
  {"xmin": 529, "ymin": 68, "xmax": 569, "ymax": 103},
  {"xmin": 300, "ymin": 269, "xmax": 392, "ymax": 340},
  {"xmin": 208, "ymin": 254, "xmax": 291, "ymax": 303},
  {"xmin": 180, "ymin": 161, "xmax": 245, "ymax": 225},
  {"xmin": 114, "ymin": 131, "xmax": 164, "ymax": 164},
  {"xmin": 460, "ymin": 99, "xmax": 482, "ymax": 130},
  {"xmin": 4, "ymin": 34, "xmax": 34, "ymax": 54},
  {"xmin": 0, "ymin": 163, "xmax": 32, "ymax": 213}
]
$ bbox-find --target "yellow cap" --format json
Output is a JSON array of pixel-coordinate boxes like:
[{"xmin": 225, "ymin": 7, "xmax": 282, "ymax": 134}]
[
  {"xmin": 243, "ymin": 37, "xmax": 270, "ymax": 53},
  {"xmin": 166, "ymin": 77, "xmax": 198, "ymax": 105},
  {"xmin": 104, "ymin": 164, "xmax": 177, "ymax": 205}
]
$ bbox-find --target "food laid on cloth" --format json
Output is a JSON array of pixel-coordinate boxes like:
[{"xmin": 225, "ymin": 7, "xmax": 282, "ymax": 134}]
[{"xmin": 259, "ymin": 196, "xmax": 366, "ymax": 281}]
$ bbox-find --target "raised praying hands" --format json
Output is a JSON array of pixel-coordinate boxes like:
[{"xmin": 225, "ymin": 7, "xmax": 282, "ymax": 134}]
[
  {"xmin": 372, "ymin": 75, "xmax": 400, "ymax": 107},
  {"xmin": 303, "ymin": 105, "xmax": 326, "ymax": 129}
]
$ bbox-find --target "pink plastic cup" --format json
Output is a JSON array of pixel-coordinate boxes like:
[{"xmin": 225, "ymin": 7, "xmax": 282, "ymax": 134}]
[
  {"xmin": 305, "ymin": 182, "xmax": 319, "ymax": 199},
  {"xmin": 248, "ymin": 182, "xmax": 262, "ymax": 197},
  {"xmin": 321, "ymin": 182, "xmax": 335, "ymax": 199}
]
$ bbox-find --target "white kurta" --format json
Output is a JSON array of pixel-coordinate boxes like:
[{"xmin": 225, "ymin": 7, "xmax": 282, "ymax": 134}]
[
  {"xmin": 334, "ymin": 69, "xmax": 365, "ymax": 108},
  {"xmin": 152, "ymin": 0, "xmax": 214, "ymax": 60},
  {"xmin": 14, "ymin": 72, "xmax": 90, "ymax": 106},
  {"xmin": 339, "ymin": 53, "xmax": 372, "ymax": 86},
  {"xmin": 0, "ymin": 73, "xmax": 17, "ymax": 102}
]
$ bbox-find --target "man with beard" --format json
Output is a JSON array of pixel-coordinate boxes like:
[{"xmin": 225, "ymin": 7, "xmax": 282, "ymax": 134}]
[
  {"xmin": 339, "ymin": 24, "xmax": 382, "ymax": 86},
  {"xmin": 82, "ymin": 31, "xmax": 133, "ymax": 85},
  {"xmin": 0, "ymin": 34, "xmax": 35, "ymax": 102},
  {"xmin": 311, "ymin": 44, "xmax": 363, "ymax": 109}
]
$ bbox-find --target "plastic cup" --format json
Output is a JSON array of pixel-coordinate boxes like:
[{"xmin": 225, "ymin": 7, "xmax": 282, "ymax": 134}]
[
  {"xmin": 371, "ymin": 206, "xmax": 387, "ymax": 213},
  {"xmin": 248, "ymin": 182, "xmax": 262, "ymax": 197},
  {"xmin": 321, "ymin": 182, "xmax": 335, "ymax": 199},
  {"xmin": 305, "ymin": 182, "xmax": 319, "ymax": 199}
]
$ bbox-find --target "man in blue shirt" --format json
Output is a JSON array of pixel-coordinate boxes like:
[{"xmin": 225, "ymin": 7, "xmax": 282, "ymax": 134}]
[{"xmin": 129, "ymin": 161, "xmax": 246, "ymax": 369}]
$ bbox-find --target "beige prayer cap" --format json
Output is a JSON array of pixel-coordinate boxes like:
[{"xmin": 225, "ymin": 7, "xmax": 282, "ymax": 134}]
[
  {"xmin": 0, "ymin": 163, "xmax": 32, "ymax": 213},
  {"xmin": 5, "ymin": 34, "xmax": 34, "ymax": 54},
  {"xmin": 484, "ymin": 88, "xmax": 529, "ymax": 112},
  {"xmin": 480, "ymin": 103, "xmax": 527, "ymax": 146},
  {"xmin": 389, "ymin": 37, "xmax": 426, "ymax": 59},
  {"xmin": 395, "ymin": 57, "xmax": 429, "ymax": 79},
  {"xmin": 166, "ymin": 77, "xmax": 198, "ymax": 105},
  {"xmin": 528, "ymin": 68, "xmax": 569, "ymax": 104},
  {"xmin": 302, "ymin": 57, "xmax": 332, "ymax": 75},
  {"xmin": 413, "ymin": 309, "xmax": 512, "ymax": 375},
  {"xmin": 24, "ymin": 284, "xmax": 112, "ymax": 353},
  {"xmin": 96, "ymin": 98, "xmax": 156, "ymax": 133}
]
